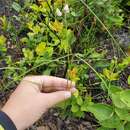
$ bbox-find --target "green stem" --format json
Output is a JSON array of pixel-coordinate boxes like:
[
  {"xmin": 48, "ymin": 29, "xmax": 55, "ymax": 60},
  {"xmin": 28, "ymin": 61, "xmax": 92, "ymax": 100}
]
[
  {"xmin": 4, "ymin": 54, "xmax": 72, "ymax": 90},
  {"xmin": 76, "ymin": 54, "xmax": 108, "ymax": 89},
  {"xmin": 80, "ymin": 0, "xmax": 126, "ymax": 57},
  {"xmin": 0, "ymin": 67, "xmax": 23, "ymax": 70}
]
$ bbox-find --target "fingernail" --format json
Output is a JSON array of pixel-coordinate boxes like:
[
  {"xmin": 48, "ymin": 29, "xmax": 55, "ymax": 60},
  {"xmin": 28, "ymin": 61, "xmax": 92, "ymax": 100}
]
[
  {"xmin": 65, "ymin": 92, "xmax": 71, "ymax": 99},
  {"xmin": 70, "ymin": 87, "xmax": 77, "ymax": 93}
]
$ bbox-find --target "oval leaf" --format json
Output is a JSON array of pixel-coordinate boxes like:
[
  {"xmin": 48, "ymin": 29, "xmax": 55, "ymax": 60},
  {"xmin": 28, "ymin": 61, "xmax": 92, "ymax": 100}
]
[
  {"xmin": 100, "ymin": 114, "xmax": 121, "ymax": 128},
  {"xmin": 120, "ymin": 90, "xmax": 130, "ymax": 108},
  {"xmin": 112, "ymin": 93, "xmax": 127, "ymax": 109},
  {"xmin": 87, "ymin": 104, "xmax": 113, "ymax": 121},
  {"xmin": 115, "ymin": 108, "xmax": 130, "ymax": 121}
]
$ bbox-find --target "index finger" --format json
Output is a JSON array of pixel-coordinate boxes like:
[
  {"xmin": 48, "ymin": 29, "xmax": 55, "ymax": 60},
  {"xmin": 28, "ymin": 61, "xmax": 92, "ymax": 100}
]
[{"xmin": 24, "ymin": 76, "xmax": 76, "ymax": 93}]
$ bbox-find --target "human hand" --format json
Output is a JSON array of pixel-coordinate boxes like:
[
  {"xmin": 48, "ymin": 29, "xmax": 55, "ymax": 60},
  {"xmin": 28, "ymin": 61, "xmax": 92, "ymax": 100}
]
[{"xmin": 2, "ymin": 76, "xmax": 76, "ymax": 130}]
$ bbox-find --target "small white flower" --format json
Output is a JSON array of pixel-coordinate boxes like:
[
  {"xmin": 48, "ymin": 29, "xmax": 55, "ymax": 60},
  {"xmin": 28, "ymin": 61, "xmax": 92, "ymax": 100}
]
[
  {"xmin": 56, "ymin": 8, "xmax": 62, "ymax": 16},
  {"xmin": 64, "ymin": 4, "xmax": 70, "ymax": 13}
]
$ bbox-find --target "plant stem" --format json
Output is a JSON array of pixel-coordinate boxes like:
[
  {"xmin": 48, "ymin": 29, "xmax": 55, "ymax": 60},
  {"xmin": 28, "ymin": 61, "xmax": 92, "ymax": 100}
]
[
  {"xmin": 76, "ymin": 54, "xmax": 108, "ymax": 89},
  {"xmin": 0, "ymin": 67, "xmax": 23, "ymax": 70},
  {"xmin": 4, "ymin": 54, "xmax": 73, "ymax": 90},
  {"xmin": 80, "ymin": 0, "xmax": 126, "ymax": 57}
]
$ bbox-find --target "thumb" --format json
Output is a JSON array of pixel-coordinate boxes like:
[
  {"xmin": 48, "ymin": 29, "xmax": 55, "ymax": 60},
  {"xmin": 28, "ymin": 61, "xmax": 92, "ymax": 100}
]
[{"xmin": 43, "ymin": 91, "xmax": 72, "ymax": 108}]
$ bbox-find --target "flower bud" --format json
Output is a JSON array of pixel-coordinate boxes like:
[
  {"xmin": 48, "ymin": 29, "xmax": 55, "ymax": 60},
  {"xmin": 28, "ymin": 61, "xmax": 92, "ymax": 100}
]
[
  {"xmin": 64, "ymin": 4, "xmax": 70, "ymax": 13},
  {"xmin": 56, "ymin": 8, "xmax": 62, "ymax": 16}
]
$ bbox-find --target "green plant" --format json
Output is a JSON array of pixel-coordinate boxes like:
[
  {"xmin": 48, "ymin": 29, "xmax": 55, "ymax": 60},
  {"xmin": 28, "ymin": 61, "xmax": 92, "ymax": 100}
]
[
  {"xmin": 0, "ymin": 16, "xmax": 8, "ymax": 31},
  {"xmin": 87, "ymin": 0, "xmax": 124, "ymax": 28},
  {"xmin": 88, "ymin": 84, "xmax": 130, "ymax": 130},
  {"xmin": 85, "ymin": 57, "xmax": 130, "ymax": 130},
  {"xmin": 0, "ymin": 0, "xmax": 129, "ymax": 129},
  {"xmin": 0, "ymin": 35, "xmax": 7, "ymax": 55}
]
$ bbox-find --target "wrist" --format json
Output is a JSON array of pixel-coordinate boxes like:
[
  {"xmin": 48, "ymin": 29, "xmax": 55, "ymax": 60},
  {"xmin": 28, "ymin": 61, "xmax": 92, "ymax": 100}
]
[
  {"xmin": 2, "ymin": 105, "xmax": 25, "ymax": 130},
  {"xmin": 0, "ymin": 111, "xmax": 17, "ymax": 130}
]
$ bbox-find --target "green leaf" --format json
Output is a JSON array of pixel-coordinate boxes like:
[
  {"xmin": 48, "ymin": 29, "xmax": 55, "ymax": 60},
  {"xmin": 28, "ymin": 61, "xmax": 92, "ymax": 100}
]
[
  {"xmin": 116, "ymin": 124, "xmax": 124, "ymax": 130},
  {"xmin": 100, "ymin": 114, "xmax": 121, "ymax": 128},
  {"xmin": 0, "ymin": 35, "xmax": 7, "ymax": 52},
  {"xmin": 46, "ymin": 47, "xmax": 53, "ymax": 57},
  {"xmin": 35, "ymin": 42, "xmax": 46, "ymax": 56},
  {"xmin": 59, "ymin": 29, "xmax": 75, "ymax": 53},
  {"xmin": 30, "ymin": 4, "xmax": 41, "ymax": 12},
  {"xmin": 87, "ymin": 104, "xmax": 113, "ymax": 121},
  {"xmin": 97, "ymin": 127, "xmax": 111, "ymax": 130},
  {"xmin": 108, "ymin": 16, "xmax": 123, "ymax": 26},
  {"xmin": 57, "ymin": 99, "xmax": 71, "ymax": 109},
  {"xmin": 103, "ymin": 68, "xmax": 119, "ymax": 81},
  {"xmin": 81, "ymin": 104, "xmax": 88, "ymax": 112},
  {"xmin": 89, "ymin": 51, "xmax": 105, "ymax": 59},
  {"xmin": 20, "ymin": 37, "xmax": 28, "ymax": 43},
  {"xmin": 12, "ymin": 2, "xmax": 21, "ymax": 12},
  {"xmin": 31, "ymin": 25, "xmax": 41, "ymax": 34},
  {"xmin": 111, "ymin": 93, "xmax": 127, "ymax": 109},
  {"xmin": 50, "ymin": 20, "xmax": 63, "ymax": 32},
  {"xmin": 115, "ymin": 108, "xmax": 130, "ymax": 121},
  {"xmin": 118, "ymin": 57, "xmax": 130, "ymax": 70},
  {"xmin": 125, "ymin": 122, "xmax": 130, "ymax": 130},
  {"xmin": 108, "ymin": 85, "xmax": 122, "ymax": 95},
  {"xmin": 74, "ymin": 111, "xmax": 85, "ymax": 118},
  {"xmin": 127, "ymin": 1, "xmax": 130, "ymax": 6},
  {"xmin": 128, "ymin": 76, "xmax": 130, "ymax": 85},
  {"xmin": 0, "ymin": 15, "xmax": 8, "ymax": 31},
  {"xmin": 73, "ymin": 90, "xmax": 79, "ymax": 98},
  {"xmin": 100, "ymin": 81, "xmax": 107, "ymax": 91},
  {"xmin": 120, "ymin": 90, "xmax": 130, "ymax": 108},
  {"xmin": 71, "ymin": 104, "xmax": 79, "ymax": 113},
  {"xmin": 77, "ymin": 96, "xmax": 83, "ymax": 106},
  {"xmin": 0, "ymin": 35, "xmax": 6, "ymax": 46},
  {"xmin": 43, "ymin": 69, "xmax": 52, "ymax": 75},
  {"xmin": 23, "ymin": 48, "xmax": 34, "ymax": 60},
  {"xmin": 80, "ymin": 97, "xmax": 93, "ymax": 112},
  {"xmin": 71, "ymin": 11, "xmax": 78, "ymax": 17}
]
